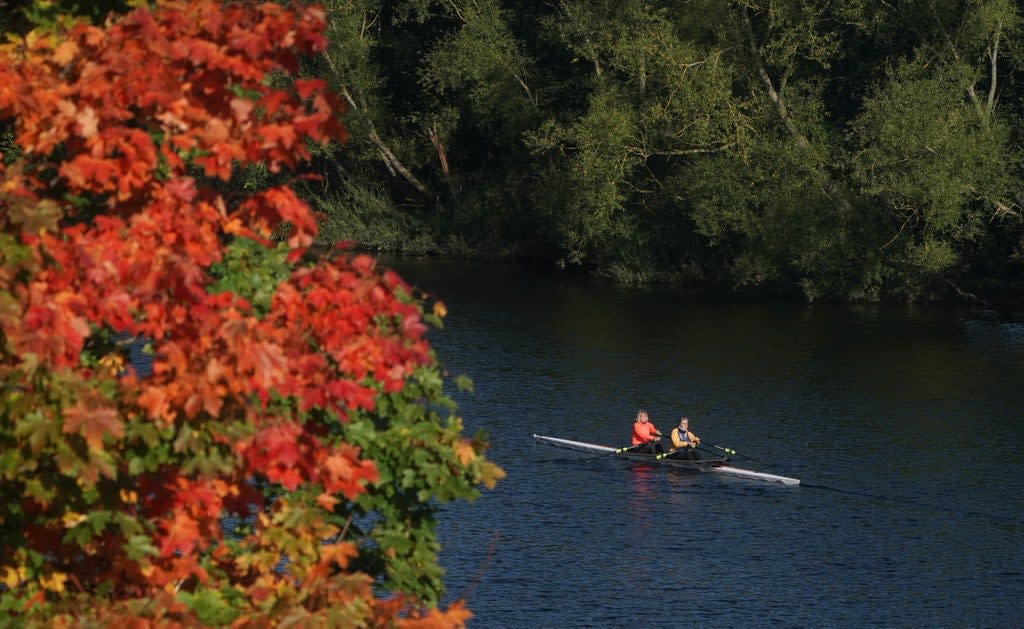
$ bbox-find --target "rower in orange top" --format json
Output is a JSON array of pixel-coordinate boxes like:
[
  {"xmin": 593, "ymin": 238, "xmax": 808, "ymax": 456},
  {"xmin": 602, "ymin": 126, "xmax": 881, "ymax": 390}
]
[
  {"xmin": 669, "ymin": 416, "xmax": 701, "ymax": 460},
  {"xmin": 630, "ymin": 409, "xmax": 664, "ymax": 454}
]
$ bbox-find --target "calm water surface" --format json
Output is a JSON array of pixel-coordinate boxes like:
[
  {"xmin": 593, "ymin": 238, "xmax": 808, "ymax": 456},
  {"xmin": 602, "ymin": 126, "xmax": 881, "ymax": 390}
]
[{"xmin": 388, "ymin": 259, "xmax": 1024, "ymax": 629}]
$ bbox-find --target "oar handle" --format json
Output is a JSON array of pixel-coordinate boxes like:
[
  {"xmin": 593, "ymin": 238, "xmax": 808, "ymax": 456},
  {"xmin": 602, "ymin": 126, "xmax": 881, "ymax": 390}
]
[
  {"xmin": 615, "ymin": 434, "xmax": 666, "ymax": 453},
  {"xmin": 656, "ymin": 446, "xmax": 694, "ymax": 460}
]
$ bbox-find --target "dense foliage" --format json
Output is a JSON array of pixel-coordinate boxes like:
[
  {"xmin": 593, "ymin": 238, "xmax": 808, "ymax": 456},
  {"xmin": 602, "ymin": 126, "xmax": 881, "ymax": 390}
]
[
  {"xmin": 310, "ymin": 0, "xmax": 1024, "ymax": 303},
  {"xmin": 0, "ymin": 1, "xmax": 500, "ymax": 626}
]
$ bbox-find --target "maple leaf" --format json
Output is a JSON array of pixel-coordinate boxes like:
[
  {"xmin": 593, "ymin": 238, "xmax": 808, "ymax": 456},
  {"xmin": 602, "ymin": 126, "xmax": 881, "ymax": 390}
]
[
  {"xmin": 320, "ymin": 446, "xmax": 377, "ymax": 499},
  {"xmin": 38, "ymin": 570, "xmax": 68, "ymax": 593},
  {"xmin": 76, "ymin": 106, "xmax": 99, "ymax": 138},
  {"xmin": 324, "ymin": 379, "xmax": 375, "ymax": 413},
  {"xmin": 293, "ymin": 79, "xmax": 325, "ymax": 100},
  {"xmin": 51, "ymin": 40, "xmax": 79, "ymax": 66},
  {"xmin": 237, "ymin": 340, "xmax": 288, "ymax": 390},
  {"xmin": 60, "ymin": 155, "xmax": 119, "ymax": 192},
  {"xmin": 157, "ymin": 512, "xmax": 200, "ymax": 558},
  {"xmin": 0, "ymin": 1, "xmax": 499, "ymax": 622},
  {"xmin": 480, "ymin": 461, "xmax": 506, "ymax": 490},
  {"xmin": 271, "ymin": 466, "xmax": 304, "ymax": 491},
  {"xmin": 453, "ymin": 440, "xmax": 476, "ymax": 466},
  {"xmin": 62, "ymin": 402, "xmax": 123, "ymax": 450},
  {"xmin": 395, "ymin": 600, "xmax": 473, "ymax": 629},
  {"xmin": 137, "ymin": 385, "xmax": 173, "ymax": 423},
  {"xmin": 315, "ymin": 492, "xmax": 338, "ymax": 511},
  {"xmin": 5, "ymin": 197, "xmax": 62, "ymax": 234}
]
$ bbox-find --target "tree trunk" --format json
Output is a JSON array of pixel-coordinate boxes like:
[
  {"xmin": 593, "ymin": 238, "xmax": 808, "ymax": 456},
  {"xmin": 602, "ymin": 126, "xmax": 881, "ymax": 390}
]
[{"xmin": 738, "ymin": 3, "xmax": 853, "ymax": 213}]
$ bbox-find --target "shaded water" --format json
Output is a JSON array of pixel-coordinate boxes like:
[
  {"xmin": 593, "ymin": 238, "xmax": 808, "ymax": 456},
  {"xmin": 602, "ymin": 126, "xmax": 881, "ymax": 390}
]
[{"xmin": 388, "ymin": 259, "xmax": 1024, "ymax": 629}]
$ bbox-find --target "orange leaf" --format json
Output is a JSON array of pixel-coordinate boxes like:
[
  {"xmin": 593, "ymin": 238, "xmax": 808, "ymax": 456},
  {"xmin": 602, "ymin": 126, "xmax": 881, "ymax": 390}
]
[
  {"xmin": 51, "ymin": 40, "xmax": 79, "ymax": 66},
  {"xmin": 454, "ymin": 440, "xmax": 476, "ymax": 466},
  {"xmin": 62, "ymin": 402, "xmax": 123, "ymax": 450}
]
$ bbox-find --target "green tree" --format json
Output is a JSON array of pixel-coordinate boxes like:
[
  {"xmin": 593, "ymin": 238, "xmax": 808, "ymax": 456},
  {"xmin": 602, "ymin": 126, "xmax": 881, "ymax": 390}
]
[{"xmin": 304, "ymin": 0, "xmax": 1024, "ymax": 304}]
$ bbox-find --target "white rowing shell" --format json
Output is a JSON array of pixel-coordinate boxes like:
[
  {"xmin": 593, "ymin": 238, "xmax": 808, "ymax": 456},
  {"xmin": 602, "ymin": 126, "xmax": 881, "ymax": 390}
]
[{"xmin": 533, "ymin": 434, "xmax": 800, "ymax": 485}]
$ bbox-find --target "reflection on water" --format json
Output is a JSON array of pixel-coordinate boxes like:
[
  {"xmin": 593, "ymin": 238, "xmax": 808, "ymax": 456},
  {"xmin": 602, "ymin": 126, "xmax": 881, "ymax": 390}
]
[
  {"xmin": 387, "ymin": 259, "xmax": 1024, "ymax": 629},
  {"xmin": 962, "ymin": 317, "xmax": 1024, "ymax": 351},
  {"xmin": 627, "ymin": 464, "xmax": 655, "ymax": 530}
]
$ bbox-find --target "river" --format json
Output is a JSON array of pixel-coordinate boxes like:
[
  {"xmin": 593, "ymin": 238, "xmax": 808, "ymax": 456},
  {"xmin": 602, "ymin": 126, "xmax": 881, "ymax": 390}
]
[{"xmin": 386, "ymin": 258, "xmax": 1024, "ymax": 629}]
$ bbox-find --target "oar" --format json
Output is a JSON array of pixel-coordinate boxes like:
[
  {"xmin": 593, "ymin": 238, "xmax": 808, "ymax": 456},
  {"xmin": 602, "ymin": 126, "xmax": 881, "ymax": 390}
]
[
  {"xmin": 580, "ymin": 438, "xmax": 659, "ymax": 463},
  {"xmin": 614, "ymin": 435, "xmax": 664, "ymax": 454},
  {"xmin": 655, "ymin": 445, "xmax": 706, "ymax": 461},
  {"xmin": 695, "ymin": 443, "xmax": 724, "ymax": 458},
  {"xmin": 704, "ymin": 442, "xmax": 768, "ymax": 464},
  {"xmin": 704, "ymin": 443, "xmax": 735, "ymax": 456}
]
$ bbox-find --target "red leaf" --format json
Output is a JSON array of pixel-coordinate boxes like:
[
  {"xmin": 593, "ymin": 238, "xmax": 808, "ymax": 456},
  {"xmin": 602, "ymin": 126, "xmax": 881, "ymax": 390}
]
[
  {"xmin": 157, "ymin": 512, "xmax": 200, "ymax": 558},
  {"xmin": 293, "ymin": 78, "xmax": 325, "ymax": 100}
]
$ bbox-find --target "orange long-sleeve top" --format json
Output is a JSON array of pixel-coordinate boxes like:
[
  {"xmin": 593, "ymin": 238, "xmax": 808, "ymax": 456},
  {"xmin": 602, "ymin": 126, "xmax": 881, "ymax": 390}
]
[{"xmin": 631, "ymin": 420, "xmax": 660, "ymax": 445}]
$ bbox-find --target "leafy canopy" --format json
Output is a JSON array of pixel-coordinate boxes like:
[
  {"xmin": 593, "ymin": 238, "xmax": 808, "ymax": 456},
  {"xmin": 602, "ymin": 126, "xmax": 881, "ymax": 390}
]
[{"xmin": 0, "ymin": 1, "xmax": 500, "ymax": 626}]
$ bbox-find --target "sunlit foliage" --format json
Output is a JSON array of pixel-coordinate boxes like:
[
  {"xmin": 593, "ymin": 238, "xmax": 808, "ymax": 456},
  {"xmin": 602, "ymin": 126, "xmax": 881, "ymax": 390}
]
[{"xmin": 0, "ymin": 1, "xmax": 500, "ymax": 625}]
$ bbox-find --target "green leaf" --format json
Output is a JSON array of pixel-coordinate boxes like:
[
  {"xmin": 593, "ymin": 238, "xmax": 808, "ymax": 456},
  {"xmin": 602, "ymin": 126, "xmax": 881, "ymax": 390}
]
[
  {"xmin": 13, "ymin": 409, "xmax": 56, "ymax": 452},
  {"xmin": 454, "ymin": 375, "xmax": 474, "ymax": 393},
  {"xmin": 123, "ymin": 535, "xmax": 158, "ymax": 561}
]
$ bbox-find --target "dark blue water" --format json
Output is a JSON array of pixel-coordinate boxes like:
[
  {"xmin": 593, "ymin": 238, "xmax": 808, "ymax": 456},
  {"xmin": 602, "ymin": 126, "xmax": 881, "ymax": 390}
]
[{"xmin": 388, "ymin": 259, "xmax": 1024, "ymax": 629}]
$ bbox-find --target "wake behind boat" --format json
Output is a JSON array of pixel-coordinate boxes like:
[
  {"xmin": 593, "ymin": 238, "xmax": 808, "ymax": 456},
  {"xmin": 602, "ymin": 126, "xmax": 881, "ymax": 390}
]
[{"xmin": 533, "ymin": 434, "xmax": 800, "ymax": 485}]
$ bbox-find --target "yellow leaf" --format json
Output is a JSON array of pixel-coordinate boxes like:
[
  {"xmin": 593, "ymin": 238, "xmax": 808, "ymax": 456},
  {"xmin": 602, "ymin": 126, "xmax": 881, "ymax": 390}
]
[
  {"xmin": 62, "ymin": 511, "xmax": 87, "ymax": 528},
  {"xmin": 2, "ymin": 566, "xmax": 27, "ymax": 588},
  {"xmin": 39, "ymin": 570, "xmax": 68, "ymax": 593},
  {"xmin": 481, "ymin": 461, "xmax": 506, "ymax": 490},
  {"xmin": 99, "ymin": 353, "xmax": 125, "ymax": 376}
]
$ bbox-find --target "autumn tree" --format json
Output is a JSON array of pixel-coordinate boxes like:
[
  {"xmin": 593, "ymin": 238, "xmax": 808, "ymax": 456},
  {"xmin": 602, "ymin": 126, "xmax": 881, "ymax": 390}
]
[{"xmin": 0, "ymin": 1, "xmax": 500, "ymax": 626}]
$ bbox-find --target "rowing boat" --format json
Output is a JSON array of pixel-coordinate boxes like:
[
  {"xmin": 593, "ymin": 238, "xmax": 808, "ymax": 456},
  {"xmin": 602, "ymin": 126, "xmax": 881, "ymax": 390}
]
[{"xmin": 533, "ymin": 434, "xmax": 800, "ymax": 485}]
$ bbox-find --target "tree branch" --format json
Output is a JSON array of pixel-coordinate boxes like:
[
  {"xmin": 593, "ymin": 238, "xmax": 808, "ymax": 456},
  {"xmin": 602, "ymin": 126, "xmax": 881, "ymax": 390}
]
[
  {"xmin": 927, "ymin": 0, "xmax": 986, "ymax": 120},
  {"xmin": 629, "ymin": 144, "xmax": 735, "ymax": 158},
  {"xmin": 513, "ymin": 71, "xmax": 538, "ymax": 106},
  {"xmin": 739, "ymin": 4, "xmax": 812, "ymax": 150},
  {"xmin": 945, "ymin": 278, "xmax": 990, "ymax": 306},
  {"xmin": 444, "ymin": 0, "xmax": 466, "ymax": 23},
  {"xmin": 739, "ymin": 3, "xmax": 852, "ymax": 212},
  {"xmin": 336, "ymin": 84, "xmax": 433, "ymax": 201},
  {"xmin": 320, "ymin": 48, "xmax": 437, "ymax": 205},
  {"xmin": 987, "ymin": 23, "xmax": 1001, "ymax": 114},
  {"xmin": 427, "ymin": 124, "xmax": 452, "ymax": 184}
]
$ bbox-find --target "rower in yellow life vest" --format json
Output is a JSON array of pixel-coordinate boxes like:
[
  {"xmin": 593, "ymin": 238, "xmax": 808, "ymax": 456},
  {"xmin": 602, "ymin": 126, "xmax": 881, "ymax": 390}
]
[{"xmin": 669, "ymin": 416, "xmax": 701, "ymax": 460}]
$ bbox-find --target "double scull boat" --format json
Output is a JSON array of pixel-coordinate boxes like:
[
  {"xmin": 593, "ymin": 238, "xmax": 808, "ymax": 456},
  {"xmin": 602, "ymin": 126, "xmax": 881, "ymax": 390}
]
[{"xmin": 533, "ymin": 434, "xmax": 800, "ymax": 485}]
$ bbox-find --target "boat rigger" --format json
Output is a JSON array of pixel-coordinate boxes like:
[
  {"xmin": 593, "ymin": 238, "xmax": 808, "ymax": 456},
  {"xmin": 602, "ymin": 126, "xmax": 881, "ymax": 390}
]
[{"xmin": 532, "ymin": 434, "xmax": 800, "ymax": 485}]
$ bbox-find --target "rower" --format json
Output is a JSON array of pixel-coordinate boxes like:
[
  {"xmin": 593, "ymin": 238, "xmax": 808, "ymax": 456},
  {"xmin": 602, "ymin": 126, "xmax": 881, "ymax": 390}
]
[
  {"xmin": 668, "ymin": 416, "xmax": 700, "ymax": 460},
  {"xmin": 630, "ymin": 409, "xmax": 664, "ymax": 454}
]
